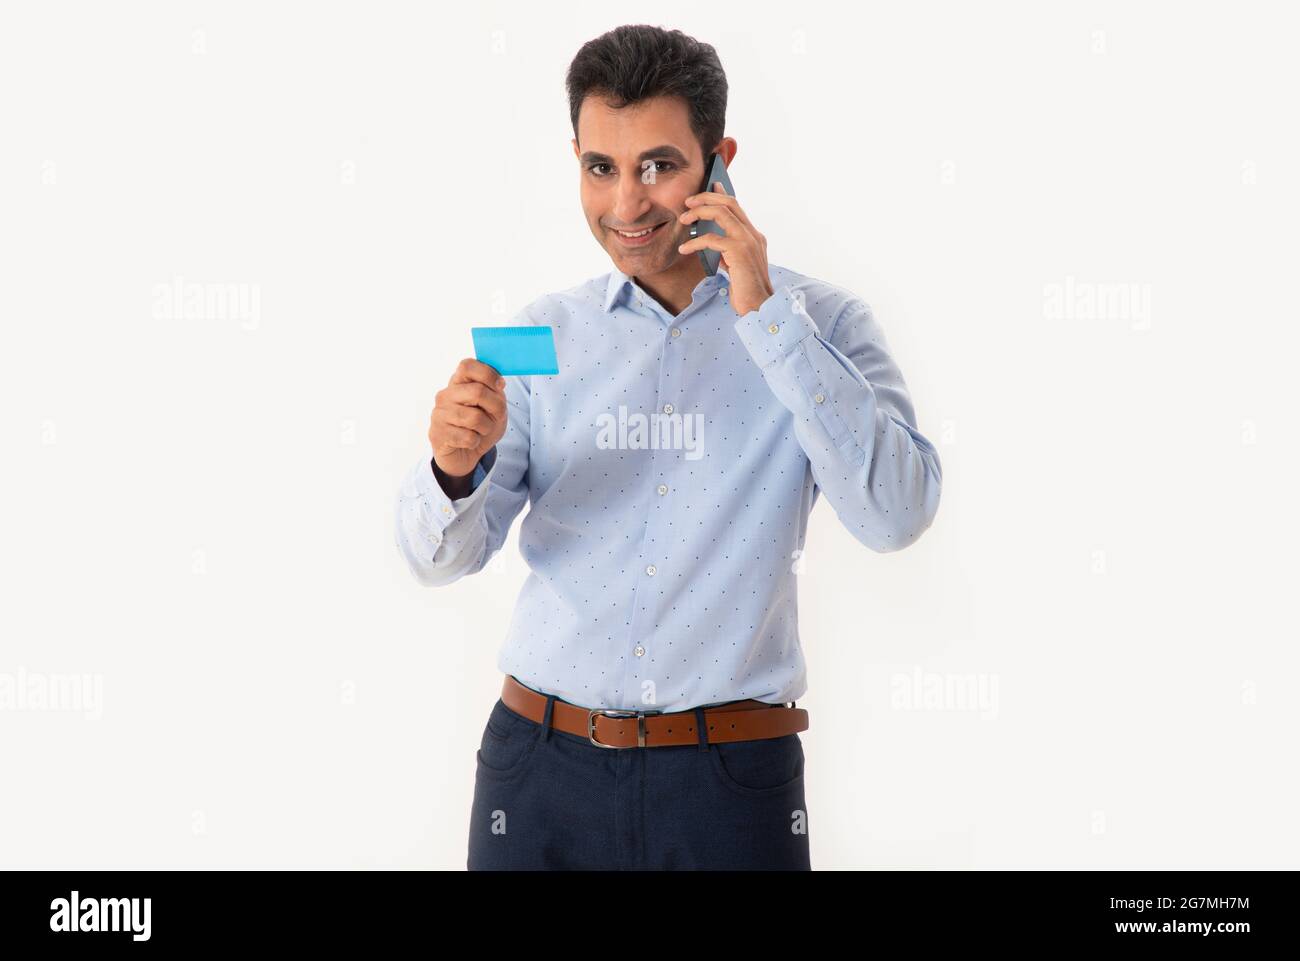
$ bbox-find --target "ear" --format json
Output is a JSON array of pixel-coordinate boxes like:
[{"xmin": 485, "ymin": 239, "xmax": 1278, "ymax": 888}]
[{"xmin": 715, "ymin": 138, "xmax": 738, "ymax": 168}]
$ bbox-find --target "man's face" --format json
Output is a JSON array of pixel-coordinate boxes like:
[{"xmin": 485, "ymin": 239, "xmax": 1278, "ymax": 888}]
[{"xmin": 572, "ymin": 94, "xmax": 708, "ymax": 278}]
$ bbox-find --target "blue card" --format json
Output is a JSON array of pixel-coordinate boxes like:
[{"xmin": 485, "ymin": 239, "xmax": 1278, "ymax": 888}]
[{"xmin": 471, "ymin": 325, "xmax": 559, "ymax": 376}]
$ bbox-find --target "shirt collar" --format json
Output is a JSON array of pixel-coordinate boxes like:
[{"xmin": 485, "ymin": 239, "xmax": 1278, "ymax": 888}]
[
  {"xmin": 602, "ymin": 267, "xmax": 633, "ymax": 313},
  {"xmin": 602, "ymin": 264, "xmax": 731, "ymax": 313}
]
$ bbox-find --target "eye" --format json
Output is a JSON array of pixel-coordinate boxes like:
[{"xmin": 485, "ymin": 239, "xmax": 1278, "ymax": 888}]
[{"xmin": 586, "ymin": 160, "xmax": 677, "ymax": 178}]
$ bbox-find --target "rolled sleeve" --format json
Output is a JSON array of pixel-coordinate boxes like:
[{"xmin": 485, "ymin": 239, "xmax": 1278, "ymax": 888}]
[
  {"xmin": 732, "ymin": 285, "xmax": 819, "ymax": 369},
  {"xmin": 397, "ymin": 448, "xmax": 500, "ymax": 587},
  {"xmin": 415, "ymin": 446, "xmax": 499, "ymax": 538}
]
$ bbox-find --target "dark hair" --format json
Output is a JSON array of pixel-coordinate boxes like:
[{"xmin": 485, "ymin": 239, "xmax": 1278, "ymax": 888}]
[{"xmin": 566, "ymin": 24, "xmax": 728, "ymax": 165}]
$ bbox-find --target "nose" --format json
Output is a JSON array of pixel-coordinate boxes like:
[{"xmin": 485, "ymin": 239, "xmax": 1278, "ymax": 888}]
[{"xmin": 610, "ymin": 170, "xmax": 654, "ymax": 226}]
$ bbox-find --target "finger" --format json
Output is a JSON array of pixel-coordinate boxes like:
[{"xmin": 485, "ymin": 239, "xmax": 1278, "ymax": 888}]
[
  {"xmin": 678, "ymin": 204, "xmax": 748, "ymax": 236},
  {"xmin": 684, "ymin": 186, "xmax": 757, "ymax": 232},
  {"xmin": 677, "ymin": 232, "xmax": 735, "ymax": 256},
  {"xmin": 434, "ymin": 418, "xmax": 486, "ymax": 451},
  {"xmin": 451, "ymin": 357, "xmax": 507, "ymax": 389},
  {"xmin": 442, "ymin": 402, "xmax": 498, "ymax": 437},
  {"xmin": 442, "ymin": 381, "xmax": 507, "ymax": 422},
  {"xmin": 685, "ymin": 184, "xmax": 737, "ymax": 207},
  {"xmin": 685, "ymin": 181, "xmax": 734, "ymax": 205}
]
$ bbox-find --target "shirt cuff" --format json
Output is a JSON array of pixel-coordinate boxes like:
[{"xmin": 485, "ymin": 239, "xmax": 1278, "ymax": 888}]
[
  {"xmin": 415, "ymin": 446, "xmax": 499, "ymax": 535},
  {"xmin": 733, "ymin": 284, "xmax": 819, "ymax": 369}
]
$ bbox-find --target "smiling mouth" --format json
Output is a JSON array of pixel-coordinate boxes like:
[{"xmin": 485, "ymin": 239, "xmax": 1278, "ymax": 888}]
[{"xmin": 610, "ymin": 222, "xmax": 668, "ymax": 240}]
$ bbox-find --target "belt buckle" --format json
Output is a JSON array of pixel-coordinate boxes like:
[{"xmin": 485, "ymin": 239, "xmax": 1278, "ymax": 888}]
[{"xmin": 587, "ymin": 708, "xmax": 661, "ymax": 748}]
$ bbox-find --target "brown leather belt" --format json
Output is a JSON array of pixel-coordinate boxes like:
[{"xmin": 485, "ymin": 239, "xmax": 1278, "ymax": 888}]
[{"xmin": 500, "ymin": 674, "xmax": 808, "ymax": 749}]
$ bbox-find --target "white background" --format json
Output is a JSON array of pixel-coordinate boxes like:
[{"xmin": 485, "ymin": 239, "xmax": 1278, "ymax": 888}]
[{"xmin": 2, "ymin": 1, "xmax": 1296, "ymax": 869}]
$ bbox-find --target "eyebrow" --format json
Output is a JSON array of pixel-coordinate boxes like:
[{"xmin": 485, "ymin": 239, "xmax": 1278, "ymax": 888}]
[{"xmin": 579, "ymin": 144, "xmax": 692, "ymax": 167}]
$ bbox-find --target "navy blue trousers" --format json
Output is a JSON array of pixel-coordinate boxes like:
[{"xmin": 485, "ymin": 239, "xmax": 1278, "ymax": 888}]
[{"xmin": 466, "ymin": 694, "xmax": 811, "ymax": 870}]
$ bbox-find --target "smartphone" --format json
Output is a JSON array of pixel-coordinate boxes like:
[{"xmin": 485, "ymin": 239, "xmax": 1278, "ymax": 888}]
[{"xmin": 690, "ymin": 152, "xmax": 735, "ymax": 277}]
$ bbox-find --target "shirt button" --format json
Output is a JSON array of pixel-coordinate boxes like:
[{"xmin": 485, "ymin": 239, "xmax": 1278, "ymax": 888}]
[
  {"xmin": 657, "ymin": 483, "xmax": 668, "ymax": 495},
  {"xmin": 662, "ymin": 403, "xmax": 673, "ymax": 415},
  {"xmin": 670, "ymin": 327, "xmax": 681, "ymax": 337},
  {"xmin": 645, "ymin": 564, "xmax": 657, "ymax": 576},
  {"xmin": 814, "ymin": 393, "xmax": 825, "ymax": 404},
  {"xmin": 768, "ymin": 323, "xmax": 779, "ymax": 334},
  {"xmin": 634, "ymin": 645, "xmax": 646, "ymax": 657}
]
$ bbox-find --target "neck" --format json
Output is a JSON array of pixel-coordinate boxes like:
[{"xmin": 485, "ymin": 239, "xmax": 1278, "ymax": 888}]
[{"xmin": 632, "ymin": 255, "xmax": 709, "ymax": 316}]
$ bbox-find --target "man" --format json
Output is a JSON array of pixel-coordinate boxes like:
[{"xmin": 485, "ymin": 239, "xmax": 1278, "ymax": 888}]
[{"xmin": 395, "ymin": 24, "xmax": 942, "ymax": 870}]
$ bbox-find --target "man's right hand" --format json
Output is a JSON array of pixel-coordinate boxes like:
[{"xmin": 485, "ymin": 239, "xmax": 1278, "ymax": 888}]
[{"xmin": 428, "ymin": 358, "xmax": 509, "ymax": 484}]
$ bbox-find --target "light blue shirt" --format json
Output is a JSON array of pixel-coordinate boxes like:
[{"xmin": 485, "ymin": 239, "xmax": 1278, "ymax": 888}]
[{"xmin": 395, "ymin": 263, "xmax": 942, "ymax": 713}]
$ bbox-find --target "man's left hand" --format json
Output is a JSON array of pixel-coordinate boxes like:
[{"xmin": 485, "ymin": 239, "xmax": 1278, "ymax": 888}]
[{"xmin": 677, "ymin": 181, "xmax": 776, "ymax": 317}]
